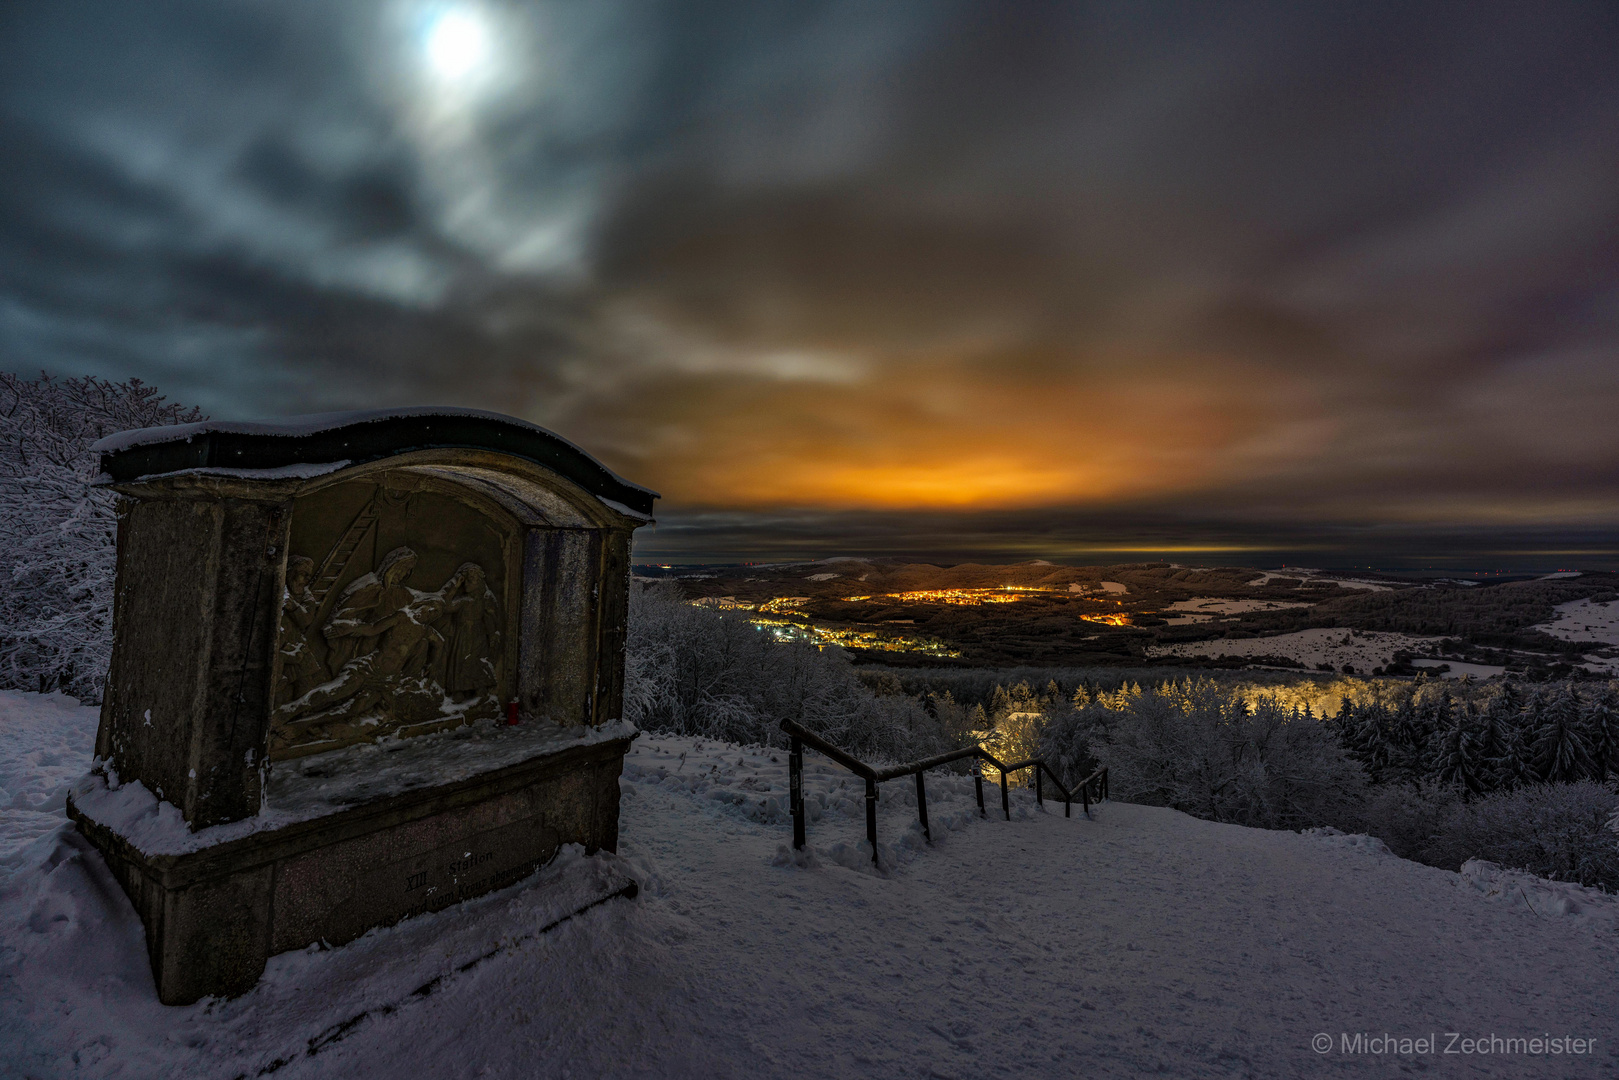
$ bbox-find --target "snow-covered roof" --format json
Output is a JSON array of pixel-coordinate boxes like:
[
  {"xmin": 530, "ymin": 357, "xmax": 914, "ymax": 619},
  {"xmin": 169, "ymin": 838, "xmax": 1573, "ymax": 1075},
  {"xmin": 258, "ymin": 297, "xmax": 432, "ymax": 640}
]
[{"xmin": 92, "ymin": 407, "xmax": 658, "ymax": 516}]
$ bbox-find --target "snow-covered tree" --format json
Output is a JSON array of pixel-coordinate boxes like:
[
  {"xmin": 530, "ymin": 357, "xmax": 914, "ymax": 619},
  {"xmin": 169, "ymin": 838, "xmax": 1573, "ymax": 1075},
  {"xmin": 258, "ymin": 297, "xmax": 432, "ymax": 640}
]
[
  {"xmin": 1095, "ymin": 678, "xmax": 1365, "ymax": 829},
  {"xmin": 1481, "ymin": 682, "xmax": 1532, "ymax": 790},
  {"xmin": 1529, "ymin": 682, "xmax": 1594, "ymax": 784},
  {"xmin": 1580, "ymin": 684, "xmax": 1619, "ymax": 782},
  {"xmin": 622, "ymin": 578, "xmax": 950, "ymax": 761},
  {"xmin": 1434, "ymin": 697, "xmax": 1488, "ymax": 794},
  {"xmin": 1469, "ymin": 685, "xmax": 1515, "ymax": 791},
  {"xmin": 1434, "ymin": 781, "xmax": 1619, "ymax": 890},
  {"xmin": 924, "ymin": 690, "xmax": 988, "ymax": 745},
  {"xmin": 1336, "ymin": 699, "xmax": 1395, "ymax": 783},
  {"xmin": 0, "ymin": 372, "xmax": 203, "ymax": 700},
  {"xmin": 1381, "ymin": 697, "xmax": 1428, "ymax": 786},
  {"xmin": 978, "ymin": 680, "xmax": 1072, "ymax": 784}
]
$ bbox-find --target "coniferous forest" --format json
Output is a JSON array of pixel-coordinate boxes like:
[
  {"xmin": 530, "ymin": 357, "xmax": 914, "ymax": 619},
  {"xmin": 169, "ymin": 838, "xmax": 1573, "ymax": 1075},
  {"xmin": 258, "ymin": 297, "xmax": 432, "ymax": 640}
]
[{"xmin": 1335, "ymin": 680, "xmax": 1618, "ymax": 791}]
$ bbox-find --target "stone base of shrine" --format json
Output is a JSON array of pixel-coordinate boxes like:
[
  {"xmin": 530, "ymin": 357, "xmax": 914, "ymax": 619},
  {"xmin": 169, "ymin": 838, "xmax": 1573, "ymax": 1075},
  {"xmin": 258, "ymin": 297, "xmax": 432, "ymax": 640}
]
[{"xmin": 68, "ymin": 735, "xmax": 630, "ymax": 1005}]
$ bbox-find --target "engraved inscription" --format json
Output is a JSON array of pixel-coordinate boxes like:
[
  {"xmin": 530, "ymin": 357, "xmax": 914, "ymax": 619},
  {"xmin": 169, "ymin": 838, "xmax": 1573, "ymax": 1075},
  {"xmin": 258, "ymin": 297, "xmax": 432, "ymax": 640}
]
[
  {"xmin": 447, "ymin": 849, "xmax": 496, "ymax": 879},
  {"xmin": 376, "ymin": 828, "xmax": 559, "ymax": 927}
]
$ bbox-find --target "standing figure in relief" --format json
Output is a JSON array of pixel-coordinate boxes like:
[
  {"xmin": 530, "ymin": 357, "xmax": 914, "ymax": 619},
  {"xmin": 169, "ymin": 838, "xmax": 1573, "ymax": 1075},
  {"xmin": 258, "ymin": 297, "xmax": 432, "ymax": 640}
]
[
  {"xmin": 276, "ymin": 556, "xmax": 329, "ymax": 703},
  {"xmin": 437, "ymin": 562, "xmax": 502, "ymax": 699},
  {"xmin": 324, "ymin": 546, "xmax": 418, "ymax": 670}
]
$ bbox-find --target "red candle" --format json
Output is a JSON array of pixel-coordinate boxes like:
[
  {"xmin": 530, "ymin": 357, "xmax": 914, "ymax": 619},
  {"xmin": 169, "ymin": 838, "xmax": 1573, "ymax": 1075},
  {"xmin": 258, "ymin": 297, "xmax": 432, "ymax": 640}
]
[{"xmin": 505, "ymin": 701, "xmax": 520, "ymax": 726}]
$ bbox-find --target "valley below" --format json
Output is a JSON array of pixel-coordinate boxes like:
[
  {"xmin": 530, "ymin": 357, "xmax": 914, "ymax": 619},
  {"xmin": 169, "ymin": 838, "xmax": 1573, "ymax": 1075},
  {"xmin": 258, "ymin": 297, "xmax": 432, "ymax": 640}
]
[{"xmin": 637, "ymin": 560, "xmax": 1619, "ymax": 679}]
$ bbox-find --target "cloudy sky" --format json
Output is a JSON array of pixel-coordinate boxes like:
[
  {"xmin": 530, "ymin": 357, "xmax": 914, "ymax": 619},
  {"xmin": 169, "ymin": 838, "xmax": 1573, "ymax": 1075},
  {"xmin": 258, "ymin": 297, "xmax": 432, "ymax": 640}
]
[{"xmin": 3, "ymin": 1, "xmax": 1617, "ymax": 566}]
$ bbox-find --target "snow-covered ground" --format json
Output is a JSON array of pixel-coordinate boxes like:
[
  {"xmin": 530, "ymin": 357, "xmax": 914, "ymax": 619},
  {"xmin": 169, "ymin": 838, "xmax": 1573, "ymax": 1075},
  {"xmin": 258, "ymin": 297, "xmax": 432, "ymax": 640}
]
[
  {"xmin": 1541, "ymin": 597, "xmax": 1619, "ymax": 646},
  {"xmin": 1245, "ymin": 572, "xmax": 1392, "ymax": 592},
  {"xmin": 1412, "ymin": 659, "xmax": 1509, "ymax": 680},
  {"xmin": 1164, "ymin": 598, "xmax": 1313, "ymax": 619},
  {"xmin": 1331, "ymin": 578, "xmax": 1396, "ymax": 591},
  {"xmin": 1149, "ymin": 627, "xmax": 1449, "ymax": 672},
  {"xmin": 3, "ymin": 692, "xmax": 1617, "ymax": 1078},
  {"xmin": 0, "ymin": 692, "xmax": 95, "ymax": 856}
]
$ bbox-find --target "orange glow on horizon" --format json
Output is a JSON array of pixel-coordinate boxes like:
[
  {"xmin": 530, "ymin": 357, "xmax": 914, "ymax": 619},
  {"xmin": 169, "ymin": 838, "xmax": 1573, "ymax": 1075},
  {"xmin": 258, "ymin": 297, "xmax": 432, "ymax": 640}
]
[
  {"xmin": 574, "ymin": 347, "xmax": 1332, "ymax": 511},
  {"xmin": 743, "ymin": 459, "xmax": 1118, "ymax": 508}
]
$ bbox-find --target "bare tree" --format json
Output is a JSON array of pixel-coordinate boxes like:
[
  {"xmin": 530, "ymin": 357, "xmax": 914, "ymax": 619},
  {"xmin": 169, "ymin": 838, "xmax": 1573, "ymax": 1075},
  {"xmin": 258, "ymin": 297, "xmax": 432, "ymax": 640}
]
[{"xmin": 0, "ymin": 372, "xmax": 203, "ymax": 699}]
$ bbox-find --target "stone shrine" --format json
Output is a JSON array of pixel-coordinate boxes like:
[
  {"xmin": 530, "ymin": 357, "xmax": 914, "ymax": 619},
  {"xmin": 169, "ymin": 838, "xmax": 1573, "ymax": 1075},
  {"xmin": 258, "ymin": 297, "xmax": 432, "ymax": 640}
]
[{"xmin": 65, "ymin": 409, "xmax": 656, "ymax": 1004}]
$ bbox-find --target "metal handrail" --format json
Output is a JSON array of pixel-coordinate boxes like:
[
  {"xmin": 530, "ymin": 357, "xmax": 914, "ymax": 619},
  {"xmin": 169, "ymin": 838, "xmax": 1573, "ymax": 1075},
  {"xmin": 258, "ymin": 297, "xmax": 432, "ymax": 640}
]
[{"xmin": 779, "ymin": 719, "xmax": 1109, "ymax": 865}]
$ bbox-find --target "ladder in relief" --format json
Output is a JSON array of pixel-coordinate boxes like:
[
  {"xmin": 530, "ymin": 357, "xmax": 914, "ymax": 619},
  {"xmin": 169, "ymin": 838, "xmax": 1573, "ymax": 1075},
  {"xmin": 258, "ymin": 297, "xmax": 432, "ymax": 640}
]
[{"xmin": 309, "ymin": 499, "xmax": 381, "ymax": 608}]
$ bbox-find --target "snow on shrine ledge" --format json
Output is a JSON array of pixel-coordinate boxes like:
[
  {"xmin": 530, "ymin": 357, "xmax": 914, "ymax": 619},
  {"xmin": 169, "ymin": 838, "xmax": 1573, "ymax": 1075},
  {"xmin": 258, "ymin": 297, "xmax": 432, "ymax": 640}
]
[
  {"xmin": 89, "ymin": 406, "xmax": 658, "ymax": 516},
  {"xmin": 93, "ymin": 407, "xmax": 590, "ymax": 458},
  {"xmin": 595, "ymin": 496, "xmax": 652, "ymax": 522},
  {"xmin": 70, "ymin": 718, "xmax": 637, "ymax": 857},
  {"xmin": 92, "ymin": 461, "xmax": 352, "ymax": 486}
]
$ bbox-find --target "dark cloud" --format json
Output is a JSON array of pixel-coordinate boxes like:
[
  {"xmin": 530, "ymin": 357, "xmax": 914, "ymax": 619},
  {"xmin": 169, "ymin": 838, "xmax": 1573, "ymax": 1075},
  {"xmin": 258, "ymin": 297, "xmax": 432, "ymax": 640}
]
[
  {"xmin": 594, "ymin": 179, "xmax": 1109, "ymax": 350},
  {"xmin": 2, "ymin": 0, "xmax": 1618, "ymax": 562},
  {"xmin": 232, "ymin": 137, "xmax": 421, "ymax": 243}
]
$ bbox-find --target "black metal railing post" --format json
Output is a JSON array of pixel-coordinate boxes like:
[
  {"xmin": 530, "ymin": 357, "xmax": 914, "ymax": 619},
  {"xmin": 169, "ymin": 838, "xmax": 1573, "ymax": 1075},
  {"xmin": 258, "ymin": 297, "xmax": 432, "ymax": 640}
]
[
  {"xmin": 864, "ymin": 777, "xmax": 879, "ymax": 864},
  {"xmin": 789, "ymin": 735, "xmax": 806, "ymax": 851},
  {"xmin": 1000, "ymin": 769, "xmax": 1010, "ymax": 821},
  {"xmin": 1042, "ymin": 763, "xmax": 1070, "ymax": 818},
  {"xmin": 914, "ymin": 771, "xmax": 930, "ymax": 841},
  {"xmin": 973, "ymin": 758, "xmax": 986, "ymax": 818}
]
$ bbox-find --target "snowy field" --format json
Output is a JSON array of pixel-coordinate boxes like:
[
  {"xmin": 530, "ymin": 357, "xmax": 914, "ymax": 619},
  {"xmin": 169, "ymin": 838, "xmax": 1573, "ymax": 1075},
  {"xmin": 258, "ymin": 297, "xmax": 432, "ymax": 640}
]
[
  {"xmin": 1542, "ymin": 598, "xmax": 1619, "ymax": 647},
  {"xmin": 1148, "ymin": 627, "xmax": 1450, "ymax": 673},
  {"xmin": 1244, "ymin": 572, "xmax": 1392, "ymax": 591},
  {"xmin": 1162, "ymin": 598, "xmax": 1314, "ymax": 622},
  {"xmin": 3, "ymin": 691, "xmax": 1617, "ymax": 1078},
  {"xmin": 1412, "ymin": 659, "xmax": 1509, "ymax": 679}
]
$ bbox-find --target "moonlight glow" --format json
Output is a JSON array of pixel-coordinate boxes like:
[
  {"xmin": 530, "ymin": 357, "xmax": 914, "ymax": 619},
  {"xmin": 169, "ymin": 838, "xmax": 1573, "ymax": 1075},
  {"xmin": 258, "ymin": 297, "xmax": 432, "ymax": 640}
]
[{"xmin": 423, "ymin": 6, "xmax": 493, "ymax": 85}]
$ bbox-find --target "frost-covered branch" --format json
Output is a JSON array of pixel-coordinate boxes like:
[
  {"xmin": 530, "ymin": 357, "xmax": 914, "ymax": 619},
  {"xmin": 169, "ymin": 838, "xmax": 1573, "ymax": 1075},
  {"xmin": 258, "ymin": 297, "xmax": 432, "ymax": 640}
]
[
  {"xmin": 622, "ymin": 579, "xmax": 951, "ymax": 761},
  {"xmin": 0, "ymin": 372, "xmax": 203, "ymax": 700}
]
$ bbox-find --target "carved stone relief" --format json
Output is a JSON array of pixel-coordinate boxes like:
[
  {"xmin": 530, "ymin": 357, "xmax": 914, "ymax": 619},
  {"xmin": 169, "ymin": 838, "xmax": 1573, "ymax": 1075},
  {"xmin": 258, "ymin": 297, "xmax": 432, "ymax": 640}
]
[{"xmin": 269, "ymin": 476, "xmax": 515, "ymax": 760}]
